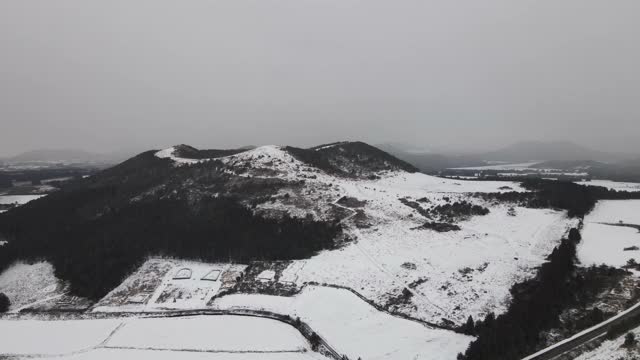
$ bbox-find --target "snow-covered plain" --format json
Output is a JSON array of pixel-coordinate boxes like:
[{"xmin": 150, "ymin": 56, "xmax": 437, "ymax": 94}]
[
  {"xmin": 108, "ymin": 315, "xmax": 309, "ymax": 352},
  {"xmin": 578, "ymin": 200, "xmax": 640, "ymax": 268},
  {"xmin": 212, "ymin": 285, "xmax": 472, "ymax": 360},
  {"xmin": 23, "ymin": 349, "xmax": 326, "ymax": 360},
  {"xmin": 577, "ymin": 180, "xmax": 640, "ymax": 192},
  {"xmin": 1, "ymin": 316, "xmax": 322, "ymax": 360},
  {"xmin": 0, "ymin": 318, "xmax": 122, "ymax": 355}
]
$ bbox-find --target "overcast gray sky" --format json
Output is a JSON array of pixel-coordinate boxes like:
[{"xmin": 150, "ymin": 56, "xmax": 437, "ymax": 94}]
[{"xmin": 1, "ymin": 0, "xmax": 639, "ymax": 157}]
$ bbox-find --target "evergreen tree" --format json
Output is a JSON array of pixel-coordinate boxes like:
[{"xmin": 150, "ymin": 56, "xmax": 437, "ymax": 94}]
[
  {"xmin": 0, "ymin": 293, "xmax": 10, "ymax": 313},
  {"xmin": 463, "ymin": 315, "xmax": 475, "ymax": 336}
]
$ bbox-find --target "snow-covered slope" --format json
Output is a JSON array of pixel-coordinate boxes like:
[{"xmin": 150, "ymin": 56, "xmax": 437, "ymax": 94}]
[
  {"xmin": 0, "ymin": 261, "xmax": 91, "ymax": 312},
  {"xmin": 211, "ymin": 285, "xmax": 472, "ymax": 360}
]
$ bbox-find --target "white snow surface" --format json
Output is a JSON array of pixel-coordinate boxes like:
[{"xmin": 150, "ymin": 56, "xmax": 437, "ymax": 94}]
[
  {"xmin": 578, "ymin": 200, "xmax": 640, "ymax": 268},
  {"xmin": 292, "ymin": 205, "xmax": 576, "ymax": 324},
  {"xmin": 1, "ymin": 316, "xmax": 323, "ymax": 359},
  {"xmin": 0, "ymin": 261, "xmax": 66, "ymax": 312},
  {"xmin": 0, "ymin": 318, "xmax": 122, "ymax": 355},
  {"xmin": 108, "ymin": 315, "xmax": 309, "ymax": 352},
  {"xmin": 256, "ymin": 167, "xmax": 574, "ymax": 324},
  {"xmin": 212, "ymin": 285, "xmax": 472, "ymax": 360},
  {"xmin": 0, "ymin": 194, "xmax": 45, "ymax": 204},
  {"xmin": 22, "ymin": 349, "xmax": 325, "ymax": 360},
  {"xmin": 154, "ymin": 146, "xmax": 201, "ymax": 165}
]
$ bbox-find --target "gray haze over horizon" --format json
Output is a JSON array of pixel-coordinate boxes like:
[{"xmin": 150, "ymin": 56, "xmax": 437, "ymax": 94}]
[{"xmin": 1, "ymin": 1, "xmax": 639, "ymax": 157}]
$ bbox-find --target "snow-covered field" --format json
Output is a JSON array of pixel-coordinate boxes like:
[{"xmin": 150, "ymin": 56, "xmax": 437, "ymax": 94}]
[
  {"xmin": 108, "ymin": 315, "xmax": 309, "ymax": 352},
  {"xmin": 577, "ymin": 180, "xmax": 640, "ymax": 192},
  {"xmin": 578, "ymin": 200, "xmax": 640, "ymax": 268},
  {"xmin": 0, "ymin": 318, "xmax": 122, "ymax": 355},
  {"xmin": 0, "ymin": 316, "xmax": 321, "ymax": 360},
  {"xmin": 212, "ymin": 285, "xmax": 472, "ymax": 360},
  {"xmin": 24, "ymin": 350, "xmax": 325, "ymax": 360}
]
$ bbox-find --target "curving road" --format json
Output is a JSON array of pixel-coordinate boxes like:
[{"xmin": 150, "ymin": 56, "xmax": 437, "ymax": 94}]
[{"xmin": 522, "ymin": 301, "xmax": 640, "ymax": 360}]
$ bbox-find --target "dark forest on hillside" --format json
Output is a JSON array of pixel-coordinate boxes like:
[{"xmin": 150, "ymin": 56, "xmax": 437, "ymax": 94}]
[
  {"xmin": 0, "ymin": 195, "xmax": 341, "ymax": 300},
  {"xmin": 0, "ymin": 151, "xmax": 342, "ymax": 299}
]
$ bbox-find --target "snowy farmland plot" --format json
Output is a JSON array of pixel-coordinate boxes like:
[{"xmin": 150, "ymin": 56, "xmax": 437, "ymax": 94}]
[
  {"xmin": 578, "ymin": 200, "xmax": 640, "ymax": 268},
  {"xmin": 212, "ymin": 285, "xmax": 472, "ymax": 360},
  {"xmin": 28, "ymin": 350, "xmax": 328, "ymax": 360},
  {"xmin": 94, "ymin": 259, "xmax": 248, "ymax": 312},
  {"xmin": 0, "ymin": 318, "xmax": 123, "ymax": 356},
  {"xmin": 107, "ymin": 315, "xmax": 309, "ymax": 352},
  {"xmin": 0, "ymin": 316, "xmax": 324, "ymax": 360}
]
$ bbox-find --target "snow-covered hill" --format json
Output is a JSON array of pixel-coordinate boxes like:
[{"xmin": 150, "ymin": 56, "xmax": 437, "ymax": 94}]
[{"xmin": 119, "ymin": 143, "xmax": 578, "ymax": 326}]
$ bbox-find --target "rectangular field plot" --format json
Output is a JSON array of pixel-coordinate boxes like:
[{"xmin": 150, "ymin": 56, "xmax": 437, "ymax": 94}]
[
  {"xmin": 0, "ymin": 319, "xmax": 122, "ymax": 355},
  {"xmin": 578, "ymin": 200, "xmax": 640, "ymax": 267},
  {"xmin": 105, "ymin": 315, "xmax": 309, "ymax": 353}
]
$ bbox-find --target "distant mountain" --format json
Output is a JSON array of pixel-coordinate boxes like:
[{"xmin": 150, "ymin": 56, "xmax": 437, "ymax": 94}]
[
  {"xmin": 377, "ymin": 144, "xmax": 486, "ymax": 173},
  {"xmin": 481, "ymin": 141, "xmax": 635, "ymax": 163},
  {"xmin": 4, "ymin": 148, "xmax": 124, "ymax": 165},
  {"xmin": 529, "ymin": 160, "xmax": 606, "ymax": 171},
  {"xmin": 0, "ymin": 149, "xmax": 142, "ymax": 169}
]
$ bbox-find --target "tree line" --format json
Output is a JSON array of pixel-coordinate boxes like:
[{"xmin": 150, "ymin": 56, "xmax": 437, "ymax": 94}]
[
  {"xmin": 460, "ymin": 228, "xmax": 629, "ymax": 359},
  {"xmin": 476, "ymin": 179, "xmax": 640, "ymax": 218}
]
